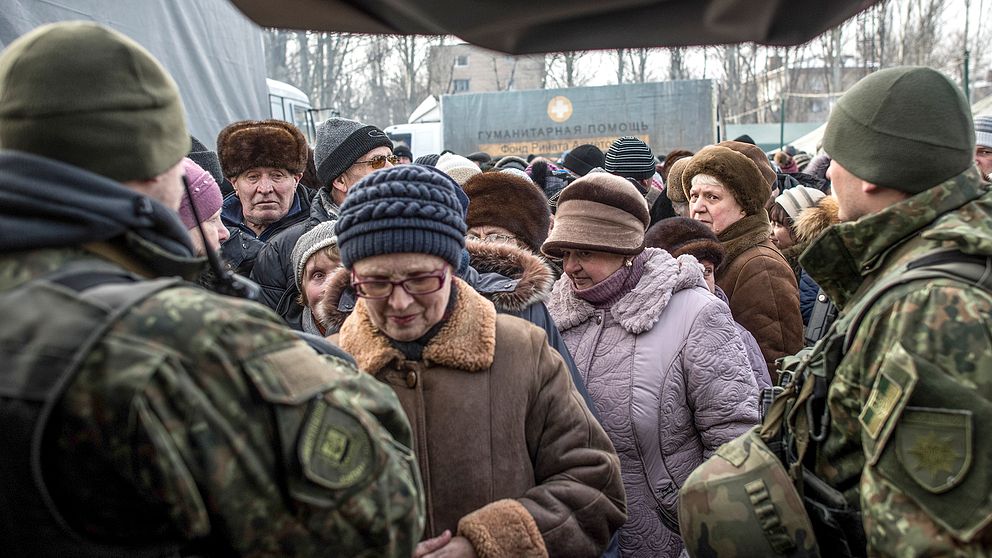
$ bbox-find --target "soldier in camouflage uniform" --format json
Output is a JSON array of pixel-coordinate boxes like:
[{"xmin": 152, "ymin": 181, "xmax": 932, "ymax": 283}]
[
  {"xmin": 0, "ymin": 22, "xmax": 423, "ymax": 556},
  {"xmin": 680, "ymin": 66, "xmax": 992, "ymax": 557},
  {"xmin": 796, "ymin": 68, "xmax": 991, "ymax": 554}
]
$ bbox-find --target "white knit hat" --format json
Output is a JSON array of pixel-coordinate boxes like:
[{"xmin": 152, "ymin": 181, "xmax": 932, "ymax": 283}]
[
  {"xmin": 775, "ymin": 186, "xmax": 826, "ymax": 220},
  {"xmin": 291, "ymin": 221, "xmax": 338, "ymax": 291},
  {"xmin": 436, "ymin": 152, "xmax": 482, "ymax": 186},
  {"xmin": 976, "ymin": 115, "xmax": 992, "ymax": 149}
]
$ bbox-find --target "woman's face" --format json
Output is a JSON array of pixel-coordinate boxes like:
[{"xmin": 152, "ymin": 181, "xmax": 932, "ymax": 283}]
[
  {"xmin": 302, "ymin": 250, "xmax": 340, "ymax": 310},
  {"xmin": 187, "ymin": 209, "xmax": 229, "ymax": 256},
  {"xmin": 689, "ymin": 174, "xmax": 745, "ymax": 235},
  {"xmin": 770, "ymin": 220, "xmax": 796, "ymax": 250},
  {"xmin": 351, "ymin": 253, "xmax": 452, "ymax": 342},
  {"xmin": 560, "ymin": 249, "xmax": 626, "ymax": 290}
]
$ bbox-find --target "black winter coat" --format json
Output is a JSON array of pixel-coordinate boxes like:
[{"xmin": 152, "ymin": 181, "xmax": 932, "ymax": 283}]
[
  {"xmin": 250, "ymin": 189, "xmax": 340, "ymax": 328},
  {"xmin": 220, "ymin": 185, "xmax": 312, "ymax": 277}
]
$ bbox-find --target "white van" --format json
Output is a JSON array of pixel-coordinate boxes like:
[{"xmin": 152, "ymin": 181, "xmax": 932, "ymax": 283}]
[{"xmin": 267, "ymin": 78, "xmax": 317, "ymax": 144}]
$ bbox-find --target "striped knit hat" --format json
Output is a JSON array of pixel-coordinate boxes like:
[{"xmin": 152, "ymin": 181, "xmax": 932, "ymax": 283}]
[
  {"xmin": 775, "ymin": 186, "xmax": 826, "ymax": 221},
  {"xmin": 976, "ymin": 115, "xmax": 992, "ymax": 148},
  {"xmin": 605, "ymin": 136, "xmax": 656, "ymax": 180}
]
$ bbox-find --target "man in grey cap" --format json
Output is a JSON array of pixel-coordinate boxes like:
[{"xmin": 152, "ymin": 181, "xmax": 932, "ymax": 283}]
[
  {"xmin": 251, "ymin": 117, "xmax": 395, "ymax": 328},
  {"xmin": 0, "ymin": 21, "xmax": 422, "ymax": 556}
]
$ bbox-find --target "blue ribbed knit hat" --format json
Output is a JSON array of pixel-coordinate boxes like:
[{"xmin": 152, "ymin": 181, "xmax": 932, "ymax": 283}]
[{"xmin": 335, "ymin": 165, "xmax": 467, "ymax": 269}]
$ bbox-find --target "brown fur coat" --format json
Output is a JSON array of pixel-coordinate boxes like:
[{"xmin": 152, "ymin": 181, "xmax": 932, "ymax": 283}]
[{"xmin": 338, "ymin": 279, "xmax": 626, "ymax": 557}]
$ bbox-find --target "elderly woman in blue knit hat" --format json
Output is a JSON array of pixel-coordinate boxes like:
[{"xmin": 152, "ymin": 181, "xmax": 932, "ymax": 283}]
[{"xmin": 331, "ymin": 165, "xmax": 625, "ymax": 558}]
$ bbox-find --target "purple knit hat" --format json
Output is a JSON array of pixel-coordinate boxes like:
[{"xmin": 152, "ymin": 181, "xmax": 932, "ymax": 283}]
[{"xmin": 179, "ymin": 157, "xmax": 224, "ymax": 229}]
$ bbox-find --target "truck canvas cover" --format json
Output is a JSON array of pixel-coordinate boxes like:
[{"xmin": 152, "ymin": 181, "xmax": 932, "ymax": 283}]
[{"xmin": 0, "ymin": 0, "xmax": 269, "ymax": 149}]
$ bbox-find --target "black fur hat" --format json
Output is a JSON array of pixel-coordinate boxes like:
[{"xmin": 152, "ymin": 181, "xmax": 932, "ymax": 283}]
[
  {"xmin": 644, "ymin": 216, "xmax": 725, "ymax": 268},
  {"xmin": 464, "ymin": 172, "xmax": 550, "ymax": 254}
]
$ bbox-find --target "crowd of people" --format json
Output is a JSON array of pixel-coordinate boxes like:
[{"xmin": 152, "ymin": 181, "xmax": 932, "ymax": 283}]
[{"xmin": 2, "ymin": 20, "xmax": 992, "ymax": 558}]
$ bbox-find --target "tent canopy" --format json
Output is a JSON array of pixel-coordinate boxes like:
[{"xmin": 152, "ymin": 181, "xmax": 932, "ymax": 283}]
[{"xmin": 229, "ymin": 0, "xmax": 880, "ymax": 55}]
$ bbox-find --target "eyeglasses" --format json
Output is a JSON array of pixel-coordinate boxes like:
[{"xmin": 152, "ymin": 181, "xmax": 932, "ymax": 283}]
[
  {"xmin": 354, "ymin": 154, "xmax": 399, "ymax": 169},
  {"xmin": 467, "ymin": 232, "xmax": 517, "ymax": 244},
  {"xmin": 351, "ymin": 267, "xmax": 448, "ymax": 299}
]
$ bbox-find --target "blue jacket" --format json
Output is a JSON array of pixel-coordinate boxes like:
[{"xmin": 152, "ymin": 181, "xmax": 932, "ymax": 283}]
[{"xmin": 220, "ymin": 185, "xmax": 310, "ymax": 276}]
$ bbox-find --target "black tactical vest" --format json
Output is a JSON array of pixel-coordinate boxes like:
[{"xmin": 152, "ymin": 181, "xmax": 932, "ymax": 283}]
[{"xmin": 0, "ymin": 266, "xmax": 185, "ymax": 557}]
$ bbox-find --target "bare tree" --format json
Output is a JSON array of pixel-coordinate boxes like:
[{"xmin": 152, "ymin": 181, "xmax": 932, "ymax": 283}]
[
  {"xmin": 615, "ymin": 49, "xmax": 626, "ymax": 84},
  {"xmin": 545, "ymin": 51, "xmax": 590, "ymax": 88},
  {"xmin": 669, "ymin": 47, "xmax": 687, "ymax": 81},
  {"xmin": 628, "ymin": 48, "xmax": 651, "ymax": 83}
]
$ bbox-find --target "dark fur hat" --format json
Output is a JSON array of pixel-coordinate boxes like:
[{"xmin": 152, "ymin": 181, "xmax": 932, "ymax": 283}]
[
  {"xmin": 217, "ymin": 119, "xmax": 308, "ymax": 178},
  {"xmin": 464, "ymin": 172, "xmax": 550, "ymax": 253},
  {"xmin": 682, "ymin": 145, "xmax": 770, "ymax": 216},
  {"xmin": 644, "ymin": 216, "xmax": 725, "ymax": 268}
]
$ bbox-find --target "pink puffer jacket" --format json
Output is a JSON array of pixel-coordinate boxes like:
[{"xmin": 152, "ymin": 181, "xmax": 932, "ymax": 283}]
[{"xmin": 548, "ymin": 248, "xmax": 759, "ymax": 558}]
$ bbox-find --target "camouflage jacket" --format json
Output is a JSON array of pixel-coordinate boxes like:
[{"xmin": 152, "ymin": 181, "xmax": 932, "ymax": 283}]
[
  {"xmin": 0, "ymin": 247, "xmax": 424, "ymax": 557},
  {"xmin": 799, "ymin": 166, "xmax": 992, "ymax": 555}
]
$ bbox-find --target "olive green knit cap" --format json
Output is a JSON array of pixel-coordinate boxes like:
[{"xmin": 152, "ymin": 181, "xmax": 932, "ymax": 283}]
[
  {"xmin": 823, "ymin": 66, "xmax": 974, "ymax": 194},
  {"xmin": 0, "ymin": 21, "xmax": 189, "ymax": 182}
]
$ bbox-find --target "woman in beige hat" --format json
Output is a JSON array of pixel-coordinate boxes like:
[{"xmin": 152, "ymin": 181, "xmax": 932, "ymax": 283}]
[{"xmin": 543, "ymin": 172, "xmax": 759, "ymax": 558}]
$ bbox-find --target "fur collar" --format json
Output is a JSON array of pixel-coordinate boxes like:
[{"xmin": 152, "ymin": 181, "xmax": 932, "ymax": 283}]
[
  {"xmin": 793, "ymin": 195, "xmax": 839, "ymax": 245},
  {"xmin": 548, "ymin": 248, "xmax": 706, "ymax": 334},
  {"xmin": 466, "ymin": 239, "xmax": 554, "ymax": 312},
  {"xmin": 316, "ymin": 240, "xmax": 553, "ymax": 329},
  {"xmin": 316, "ymin": 266, "xmax": 352, "ymax": 332},
  {"xmin": 718, "ymin": 212, "xmax": 773, "ymax": 265},
  {"xmin": 338, "ymin": 278, "xmax": 498, "ymax": 373}
]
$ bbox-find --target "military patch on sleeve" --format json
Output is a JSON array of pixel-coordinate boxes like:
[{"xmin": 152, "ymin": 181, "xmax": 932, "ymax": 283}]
[
  {"xmin": 299, "ymin": 398, "xmax": 377, "ymax": 490},
  {"xmin": 859, "ymin": 371, "xmax": 903, "ymax": 439},
  {"xmin": 895, "ymin": 407, "xmax": 972, "ymax": 494}
]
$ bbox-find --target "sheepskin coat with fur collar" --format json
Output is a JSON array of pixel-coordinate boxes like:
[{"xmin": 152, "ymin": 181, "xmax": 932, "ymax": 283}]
[
  {"xmin": 338, "ymin": 278, "xmax": 626, "ymax": 558},
  {"xmin": 715, "ymin": 214, "xmax": 803, "ymax": 379},
  {"xmin": 548, "ymin": 248, "xmax": 759, "ymax": 558},
  {"xmin": 316, "ymin": 239, "xmax": 598, "ymax": 414}
]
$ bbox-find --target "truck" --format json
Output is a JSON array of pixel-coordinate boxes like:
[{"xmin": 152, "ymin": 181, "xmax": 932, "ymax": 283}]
[
  {"xmin": 1, "ymin": 0, "xmax": 311, "ymax": 149},
  {"xmin": 386, "ymin": 81, "xmax": 718, "ymax": 160}
]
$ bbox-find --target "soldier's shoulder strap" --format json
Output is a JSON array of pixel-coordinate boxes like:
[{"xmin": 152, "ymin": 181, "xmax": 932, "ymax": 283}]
[{"xmin": 842, "ymin": 249, "xmax": 992, "ymax": 352}]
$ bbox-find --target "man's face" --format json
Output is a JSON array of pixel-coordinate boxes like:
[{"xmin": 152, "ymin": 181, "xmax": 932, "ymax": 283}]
[
  {"xmin": 335, "ymin": 146, "xmax": 395, "ymax": 195},
  {"xmin": 976, "ymin": 145, "xmax": 992, "ymax": 177},
  {"xmin": 826, "ymin": 159, "xmax": 868, "ymax": 222},
  {"xmin": 151, "ymin": 161, "xmax": 186, "ymax": 211},
  {"xmin": 231, "ymin": 167, "xmax": 300, "ymax": 229},
  {"xmin": 351, "ymin": 253, "xmax": 452, "ymax": 342}
]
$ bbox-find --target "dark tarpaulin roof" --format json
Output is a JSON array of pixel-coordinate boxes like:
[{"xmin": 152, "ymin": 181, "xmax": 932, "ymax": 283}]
[{"xmin": 228, "ymin": 0, "xmax": 880, "ymax": 54}]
